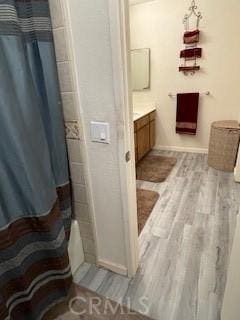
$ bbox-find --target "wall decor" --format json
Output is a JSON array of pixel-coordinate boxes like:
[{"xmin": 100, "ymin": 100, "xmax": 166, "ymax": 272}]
[
  {"xmin": 65, "ymin": 121, "xmax": 81, "ymax": 140},
  {"xmin": 179, "ymin": 0, "xmax": 203, "ymax": 75}
]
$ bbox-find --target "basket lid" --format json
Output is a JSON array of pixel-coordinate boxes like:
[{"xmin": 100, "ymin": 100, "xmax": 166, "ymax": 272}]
[{"xmin": 212, "ymin": 120, "xmax": 240, "ymax": 130}]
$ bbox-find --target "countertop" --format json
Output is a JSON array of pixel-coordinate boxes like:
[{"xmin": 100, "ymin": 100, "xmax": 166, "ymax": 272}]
[{"xmin": 133, "ymin": 104, "xmax": 156, "ymax": 121}]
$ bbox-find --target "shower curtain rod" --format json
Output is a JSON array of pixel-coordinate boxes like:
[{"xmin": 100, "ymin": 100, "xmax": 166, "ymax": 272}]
[{"xmin": 168, "ymin": 91, "xmax": 210, "ymax": 98}]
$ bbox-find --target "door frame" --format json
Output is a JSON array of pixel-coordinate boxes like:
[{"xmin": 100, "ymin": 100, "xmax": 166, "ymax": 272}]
[{"xmin": 108, "ymin": 0, "xmax": 139, "ymax": 277}]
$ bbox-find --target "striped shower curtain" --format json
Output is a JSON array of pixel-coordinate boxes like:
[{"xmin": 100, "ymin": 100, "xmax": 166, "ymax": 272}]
[{"xmin": 0, "ymin": 1, "xmax": 72, "ymax": 319}]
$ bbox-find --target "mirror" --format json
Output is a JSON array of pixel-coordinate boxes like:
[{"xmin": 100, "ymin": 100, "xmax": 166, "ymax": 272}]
[{"xmin": 131, "ymin": 48, "xmax": 150, "ymax": 91}]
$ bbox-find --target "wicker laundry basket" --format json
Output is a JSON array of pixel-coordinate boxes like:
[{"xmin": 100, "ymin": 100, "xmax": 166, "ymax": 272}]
[{"xmin": 208, "ymin": 120, "xmax": 240, "ymax": 172}]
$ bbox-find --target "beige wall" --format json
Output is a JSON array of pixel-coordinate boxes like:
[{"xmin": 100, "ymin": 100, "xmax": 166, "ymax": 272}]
[
  {"xmin": 49, "ymin": 0, "xmax": 97, "ymax": 264},
  {"xmin": 62, "ymin": 0, "xmax": 133, "ymax": 274},
  {"xmin": 130, "ymin": 0, "xmax": 240, "ymax": 152}
]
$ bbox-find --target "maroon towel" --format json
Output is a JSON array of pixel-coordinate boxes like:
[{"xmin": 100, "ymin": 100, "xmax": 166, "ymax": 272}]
[
  {"xmin": 176, "ymin": 93, "xmax": 199, "ymax": 135},
  {"xmin": 184, "ymin": 30, "xmax": 200, "ymax": 44},
  {"xmin": 180, "ymin": 48, "xmax": 202, "ymax": 59}
]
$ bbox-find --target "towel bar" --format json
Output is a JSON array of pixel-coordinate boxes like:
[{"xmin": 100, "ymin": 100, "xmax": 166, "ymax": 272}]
[{"xmin": 168, "ymin": 91, "xmax": 210, "ymax": 98}]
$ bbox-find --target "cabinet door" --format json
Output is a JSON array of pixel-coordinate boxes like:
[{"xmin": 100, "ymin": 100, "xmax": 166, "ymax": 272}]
[
  {"xmin": 137, "ymin": 123, "xmax": 150, "ymax": 161},
  {"xmin": 150, "ymin": 120, "xmax": 156, "ymax": 148}
]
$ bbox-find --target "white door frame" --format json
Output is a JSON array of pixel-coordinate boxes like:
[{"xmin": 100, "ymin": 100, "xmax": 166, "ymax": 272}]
[{"xmin": 108, "ymin": 0, "xmax": 139, "ymax": 277}]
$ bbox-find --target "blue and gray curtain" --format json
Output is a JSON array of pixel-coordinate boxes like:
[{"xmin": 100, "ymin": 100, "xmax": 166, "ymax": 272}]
[{"xmin": 0, "ymin": 1, "xmax": 72, "ymax": 319}]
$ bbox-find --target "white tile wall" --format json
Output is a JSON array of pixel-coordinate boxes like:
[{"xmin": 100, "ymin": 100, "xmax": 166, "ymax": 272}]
[
  {"xmin": 53, "ymin": 28, "xmax": 69, "ymax": 62},
  {"xmin": 49, "ymin": 0, "xmax": 96, "ymax": 264},
  {"xmin": 72, "ymin": 184, "xmax": 88, "ymax": 204},
  {"xmin": 67, "ymin": 140, "xmax": 84, "ymax": 163},
  {"xmin": 57, "ymin": 62, "xmax": 74, "ymax": 92},
  {"xmin": 84, "ymin": 253, "xmax": 97, "ymax": 264},
  {"xmin": 61, "ymin": 93, "xmax": 77, "ymax": 121},
  {"xmin": 79, "ymin": 222, "xmax": 94, "ymax": 240},
  {"xmin": 49, "ymin": 0, "xmax": 64, "ymax": 28},
  {"xmin": 82, "ymin": 238, "xmax": 96, "ymax": 255},
  {"xmin": 70, "ymin": 163, "xmax": 85, "ymax": 184},
  {"xmin": 74, "ymin": 203, "xmax": 92, "ymax": 223}
]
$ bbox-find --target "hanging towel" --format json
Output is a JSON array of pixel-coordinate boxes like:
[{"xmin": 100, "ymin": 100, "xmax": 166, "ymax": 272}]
[
  {"xmin": 176, "ymin": 93, "xmax": 199, "ymax": 135},
  {"xmin": 180, "ymin": 48, "xmax": 202, "ymax": 59},
  {"xmin": 184, "ymin": 30, "xmax": 200, "ymax": 44}
]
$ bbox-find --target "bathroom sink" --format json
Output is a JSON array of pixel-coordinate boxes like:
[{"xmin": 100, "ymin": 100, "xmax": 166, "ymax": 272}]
[{"xmin": 133, "ymin": 112, "xmax": 140, "ymax": 120}]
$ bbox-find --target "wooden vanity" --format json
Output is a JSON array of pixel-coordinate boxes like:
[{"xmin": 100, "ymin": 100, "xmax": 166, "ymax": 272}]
[{"xmin": 134, "ymin": 110, "xmax": 156, "ymax": 163}]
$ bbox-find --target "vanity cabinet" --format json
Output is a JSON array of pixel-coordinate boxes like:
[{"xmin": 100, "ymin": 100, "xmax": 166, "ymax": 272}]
[
  {"xmin": 134, "ymin": 111, "xmax": 156, "ymax": 163},
  {"xmin": 137, "ymin": 123, "xmax": 150, "ymax": 161},
  {"xmin": 149, "ymin": 111, "xmax": 156, "ymax": 148}
]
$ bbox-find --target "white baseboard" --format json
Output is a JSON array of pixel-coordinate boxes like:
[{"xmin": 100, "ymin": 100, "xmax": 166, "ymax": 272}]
[
  {"xmin": 98, "ymin": 259, "xmax": 128, "ymax": 276},
  {"xmin": 68, "ymin": 220, "xmax": 84, "ymax": 275},
  {"xmin": 154, "ymin": 145, "xmax": 208, "ymax": 154}
]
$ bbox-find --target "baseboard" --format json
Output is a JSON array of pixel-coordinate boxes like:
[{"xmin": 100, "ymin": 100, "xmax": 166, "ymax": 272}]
[
  {"xmin": 234, "ymin": 167, "xmax": 240, "ymax": 182},
  {"xmin": 68, "ymin": 220, "xmax": 85, "ymax": 275},
  {"xmin": 98, "ymin": 259, "xmax": 128, "ymax": 276},
  {"xmin": 154, "ymin": 145, "xmax": 208, "ymax": 154}
]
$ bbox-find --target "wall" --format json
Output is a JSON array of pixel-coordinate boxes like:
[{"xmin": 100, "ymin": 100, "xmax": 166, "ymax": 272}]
[
  {"xmin": 63, "ymin": 0, "xmax": 132, "ymax": 275},
  {"xmin": 234, "ymin": 148, "xmax": 240, "ymax": 182},
  {"xmin": 49, "ymin": 0, "xmax": 97, "ymax": 264},
  {"xmin": 130, "ymin": 0, "xmax": 240, "ymax": 152},
  {"xmin": 221, "ymin": 212, "xmax": 240, "ymax": 320}
]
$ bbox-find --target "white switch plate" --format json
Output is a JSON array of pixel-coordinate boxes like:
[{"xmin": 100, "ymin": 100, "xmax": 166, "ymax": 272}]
[{"xmin": 90, "ymin": 121, "xmax": 110, "ymax": 144}]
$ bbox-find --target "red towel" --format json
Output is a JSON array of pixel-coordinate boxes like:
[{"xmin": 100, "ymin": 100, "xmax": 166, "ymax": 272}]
[
  {"xmin": 180, "ymin": 48, "xmax": 202, "ymax": 59},
  {"xmin": 176, "ymin": 93, "xmax": 199, "ymax": 135},
  {"xmin": 184, "ymin": 30, "xmax": 200, "ymax": 44}
]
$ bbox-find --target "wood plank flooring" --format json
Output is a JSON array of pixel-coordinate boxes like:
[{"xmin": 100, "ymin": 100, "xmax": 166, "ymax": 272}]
[
  {"xmin": 74, "ymin": 151, "xmax": 240, "ymax": 320},
  {"xmin": 44, "ymin": 285, "xmax": 152, "ymax": 320}
]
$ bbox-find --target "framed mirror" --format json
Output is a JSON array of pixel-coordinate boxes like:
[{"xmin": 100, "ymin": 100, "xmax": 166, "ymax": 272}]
[{"xmin": 131, "ymin": 48, "xmax": 150, "ymax": 91}]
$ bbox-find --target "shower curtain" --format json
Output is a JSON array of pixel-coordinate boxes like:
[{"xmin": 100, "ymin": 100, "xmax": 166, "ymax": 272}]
[{"xmin": 0, "ymin": 1, "xmax": 72, "ymax": 319}]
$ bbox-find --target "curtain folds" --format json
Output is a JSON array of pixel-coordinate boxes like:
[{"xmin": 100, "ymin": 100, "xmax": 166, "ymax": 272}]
[{"xmin": 0, "ymin": 1, "xmax": 72, "ymax": 319}]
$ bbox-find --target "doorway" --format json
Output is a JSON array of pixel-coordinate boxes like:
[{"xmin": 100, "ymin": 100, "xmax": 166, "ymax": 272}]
[
  {"xmin": 72, "ymin": 0, "xmax": 240, "ymax": 319},
  {"xmin": 98, "ymin": 0, "xmax": 240, "ymax": 318}
]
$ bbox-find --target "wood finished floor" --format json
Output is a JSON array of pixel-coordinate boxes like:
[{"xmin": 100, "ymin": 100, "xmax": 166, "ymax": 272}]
[
  {"xmin": 74, "ymin": 151, "xmax": 240, "ymax": 320},
  {"xmin": 45, "ymin": 285, "xmax": 152, "ymax": 320}
]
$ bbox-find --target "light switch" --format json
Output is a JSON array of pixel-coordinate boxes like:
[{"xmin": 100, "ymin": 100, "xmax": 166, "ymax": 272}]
[{"xmin": 90, "ymin": 121, "xmax": 110, "ymax": 144}]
